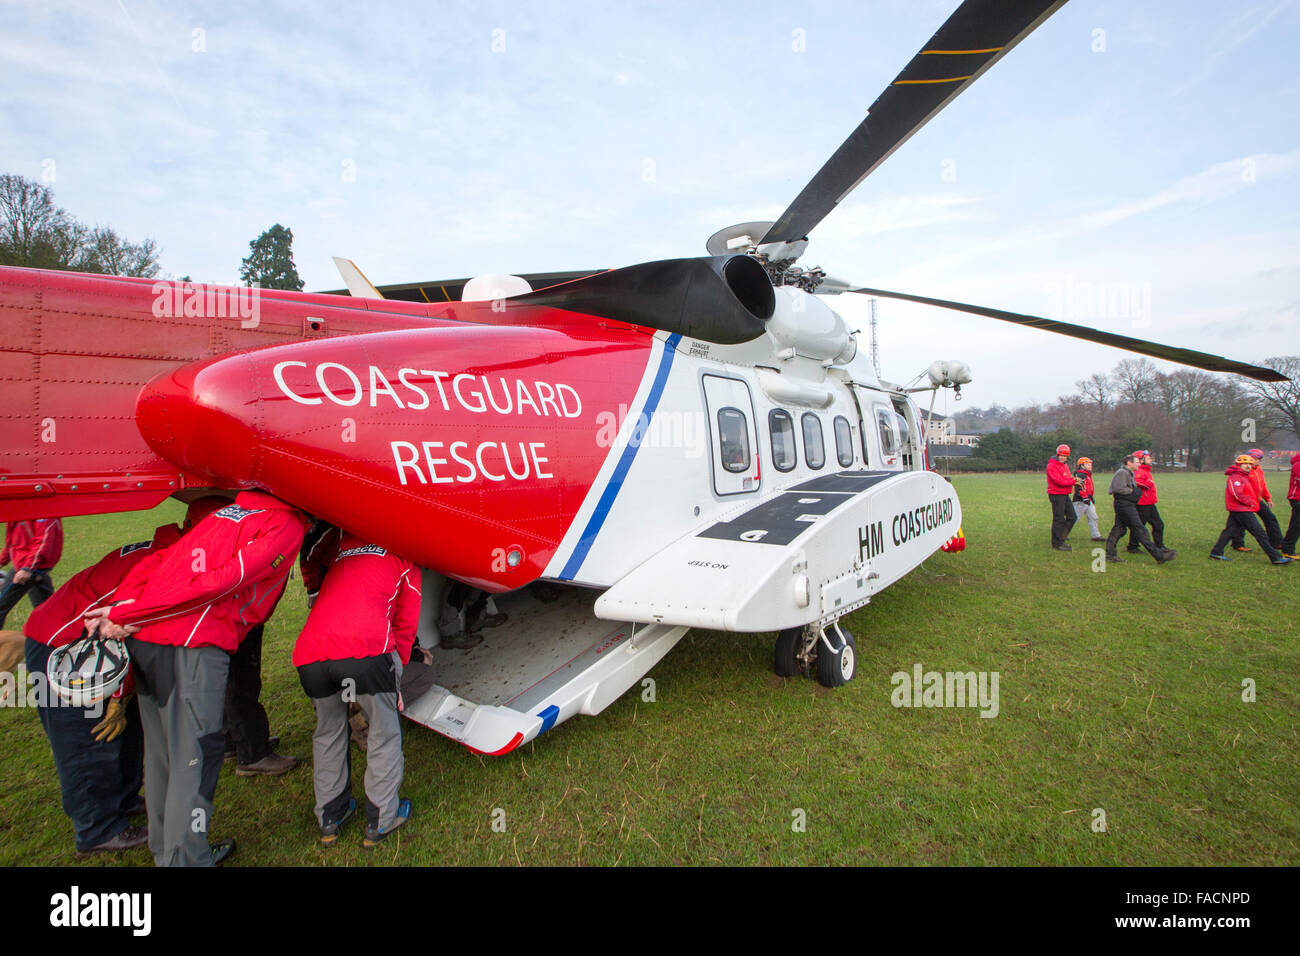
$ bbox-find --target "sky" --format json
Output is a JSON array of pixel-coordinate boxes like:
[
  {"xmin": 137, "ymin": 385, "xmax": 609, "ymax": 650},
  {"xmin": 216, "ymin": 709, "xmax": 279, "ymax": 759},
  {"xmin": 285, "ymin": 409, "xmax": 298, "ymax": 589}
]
[{"xmin": 2, "ymin": 0, "xmax": 1298, "ymax": 408}]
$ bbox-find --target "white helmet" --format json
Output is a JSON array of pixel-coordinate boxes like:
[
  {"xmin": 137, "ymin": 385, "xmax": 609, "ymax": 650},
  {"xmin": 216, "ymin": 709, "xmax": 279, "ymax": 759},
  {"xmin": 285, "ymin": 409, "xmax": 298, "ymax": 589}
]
[{"xmin": 46, "ymin": 636, "xmax": 131, "ymax": 707}]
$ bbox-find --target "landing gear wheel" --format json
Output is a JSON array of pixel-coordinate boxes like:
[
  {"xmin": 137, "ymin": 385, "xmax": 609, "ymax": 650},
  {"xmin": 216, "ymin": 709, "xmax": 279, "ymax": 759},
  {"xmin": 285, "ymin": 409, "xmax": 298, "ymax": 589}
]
[
  {"xmin": 815, "ymin": 626, "xmax": 857, "ymax": 688},
  {"xmin": 773, "ymin": 628, "xmax": 801, "ymax": 677}
]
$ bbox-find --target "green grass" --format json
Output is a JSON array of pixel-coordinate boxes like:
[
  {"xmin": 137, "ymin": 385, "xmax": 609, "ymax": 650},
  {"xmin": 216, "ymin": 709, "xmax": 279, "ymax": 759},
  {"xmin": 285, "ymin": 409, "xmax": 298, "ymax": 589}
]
[{"xmin": 1, "ymin": 472, "xmax": 1297, "ymax": 866}]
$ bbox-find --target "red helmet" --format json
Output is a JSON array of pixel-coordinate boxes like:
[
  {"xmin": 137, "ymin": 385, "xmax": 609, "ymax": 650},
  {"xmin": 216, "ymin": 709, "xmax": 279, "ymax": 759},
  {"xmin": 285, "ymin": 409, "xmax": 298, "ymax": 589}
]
[
  {"xmin": 1248, "ymin": 448, "xmax": 1264, "ymax": 459},
  {"xmin": 1056, "ymin": 444, "xmax": 1070, "ymax": 456}
]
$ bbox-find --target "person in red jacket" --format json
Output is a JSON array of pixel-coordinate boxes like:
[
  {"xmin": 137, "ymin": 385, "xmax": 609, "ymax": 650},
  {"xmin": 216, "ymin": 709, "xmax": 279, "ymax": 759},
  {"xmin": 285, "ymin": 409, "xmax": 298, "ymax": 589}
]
[
  {"xmin": 1045, "ymin": 443, "xmax": 1079, "ymax": 551},
  {"xmin": 1071, "ymin": 456, "xmax": 1102, "ymax": 541},
  {"xmin": 17, "ymin": 501, "xmax": 224, "ymax": 859},
  {"xmin": 1283, "ymin": 452, "xmax": 1300, "ymax": 557},
  {"xmin": 84, "ymin": 490, "xmax": 310, "ymax": 867},
  {"xmin": 1229, "ymin": 449, "xmax": 1284, "ymax": 551},
  {"xmin": 1210, "ymin": 456, "xmax": 1291, "ymax": 564},
  {"xmin": 293, "ymin": 532, "xmax": 421, "ymax": 847},
  {"xmin": 0, "ymin": 517, "xmax": 63, "ymax": 627}
]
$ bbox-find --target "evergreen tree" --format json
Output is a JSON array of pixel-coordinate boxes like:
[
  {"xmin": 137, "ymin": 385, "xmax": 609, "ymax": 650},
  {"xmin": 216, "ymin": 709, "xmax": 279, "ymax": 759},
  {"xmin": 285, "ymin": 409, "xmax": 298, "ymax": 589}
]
[{"xmin": 239, "ymin": 223, "xmax": 304, "ymax": 290}]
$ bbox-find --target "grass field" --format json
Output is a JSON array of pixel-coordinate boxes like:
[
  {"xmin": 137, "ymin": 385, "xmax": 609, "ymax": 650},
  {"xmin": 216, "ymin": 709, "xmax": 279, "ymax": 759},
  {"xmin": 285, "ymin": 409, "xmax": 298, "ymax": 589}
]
[{"xmin": 1, "ymin": 471, "xmax": 1296, "ymax": 866}]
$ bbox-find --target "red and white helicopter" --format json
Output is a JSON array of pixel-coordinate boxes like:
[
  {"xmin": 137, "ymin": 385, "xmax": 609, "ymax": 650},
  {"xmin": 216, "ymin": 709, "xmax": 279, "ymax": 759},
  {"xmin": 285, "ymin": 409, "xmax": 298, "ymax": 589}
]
[{"xmin": 0, "ymin": 0, "xmax": 1284, "ymax": 755}]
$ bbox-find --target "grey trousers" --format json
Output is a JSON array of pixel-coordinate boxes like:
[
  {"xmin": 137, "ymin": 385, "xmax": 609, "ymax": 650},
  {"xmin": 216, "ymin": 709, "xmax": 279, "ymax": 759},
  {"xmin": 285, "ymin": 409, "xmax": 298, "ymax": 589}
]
[
  {"xmin": 128, "ymin": 640, "xmax": 230, "ymax": 867},
  {"xmin": 309, "ymin": 654, "xmax": 404, "ymax": 833},
  {"xmin": 1073, "ymin": 500, "xmax": 1100, "ymax": 538}
]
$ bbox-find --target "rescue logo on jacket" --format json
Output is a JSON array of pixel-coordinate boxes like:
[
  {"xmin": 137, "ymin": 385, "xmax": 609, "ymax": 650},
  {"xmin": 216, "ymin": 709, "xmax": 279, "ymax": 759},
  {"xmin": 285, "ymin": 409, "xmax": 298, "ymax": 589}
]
[
  {"xmin": 336, "ymin": 544, "xmax": 388, "ymax": 560},
  {"xmin": 214, "ymin": 504, "xmax": 264, "ymax": 523},
  {"xmin": 119, "ymin": 540, "xmax": 153, "ymax": 556}
]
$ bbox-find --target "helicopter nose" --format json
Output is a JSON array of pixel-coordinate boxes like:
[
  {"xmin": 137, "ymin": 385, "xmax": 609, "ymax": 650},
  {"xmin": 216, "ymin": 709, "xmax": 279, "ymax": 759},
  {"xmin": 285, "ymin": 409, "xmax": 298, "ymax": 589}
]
[{"xmin": 136, "ymin": 356, "xmax": 260, "ymax": 485}]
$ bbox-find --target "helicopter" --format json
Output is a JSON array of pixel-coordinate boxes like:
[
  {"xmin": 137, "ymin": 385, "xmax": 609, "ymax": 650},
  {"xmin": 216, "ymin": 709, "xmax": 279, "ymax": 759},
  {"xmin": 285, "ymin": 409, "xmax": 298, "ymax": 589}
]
[{"xmin": 0, "ymin": 0, "xmax": 1285, "ymax": 756}]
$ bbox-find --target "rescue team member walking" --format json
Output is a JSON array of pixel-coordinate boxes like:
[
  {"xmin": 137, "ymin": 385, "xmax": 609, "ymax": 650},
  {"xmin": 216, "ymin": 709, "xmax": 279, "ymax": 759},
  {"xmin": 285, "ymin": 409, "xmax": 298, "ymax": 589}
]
[
  {"xmin": 1283, "ymin": 452, "xmax": 1300, "ymax": 558},
  {"xmin": 0, "ymin": 517, "xmax": 63, "ymax": 627},
  {"xmin": 18, "ymin": 508, "xmax": 208, "ymax": 859},
  {"xmin": 1210, "ymin": 456, "xmax": 1292, "ymax": 564},
  {"xmin": 1126, "ymin": 450, "xmax": 1166, "ymax": 554},
  {"xmin": 1105, "ymin": 455, "xmax": 1176, "ymax": 564},
  {"xmin": 293, "ymin": 533, "xmax": 421, "ymax": 847},
  {"xmin": 83, "ymin": 491, "xmax": 310, "ymax": 867},
  {"xmin": 1072, "ymin": 457, "xmax": 1102, "ymax": 541},
  {"xmin": 1046, "ymin": 444, "xmax": 1079, "ymax": 551},
  {"xmin": 1229, "ymin": 449, "xmax": 1285, "ymax": 552}
]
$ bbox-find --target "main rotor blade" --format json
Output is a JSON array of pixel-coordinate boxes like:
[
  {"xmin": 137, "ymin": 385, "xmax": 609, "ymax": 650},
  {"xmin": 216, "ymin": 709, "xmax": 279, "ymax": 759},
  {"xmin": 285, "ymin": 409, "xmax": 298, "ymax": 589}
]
[
  {"xmin": 848, "ymin": 287, "xmax": 1289, "ymax": 382},
  {"xmin": 319, "ymin": 270, "xmax": 603, "ymax": 303},
  {"xmin": 761, "ymin": 0, "xmax": 1068, "ymax": 246}
]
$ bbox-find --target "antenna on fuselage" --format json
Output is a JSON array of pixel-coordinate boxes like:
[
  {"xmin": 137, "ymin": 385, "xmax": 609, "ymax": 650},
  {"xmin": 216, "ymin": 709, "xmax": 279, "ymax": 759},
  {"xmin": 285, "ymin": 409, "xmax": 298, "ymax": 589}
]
[{"xmin": 868, "ymin": 297, "xmax": 881, "ymax": 378}]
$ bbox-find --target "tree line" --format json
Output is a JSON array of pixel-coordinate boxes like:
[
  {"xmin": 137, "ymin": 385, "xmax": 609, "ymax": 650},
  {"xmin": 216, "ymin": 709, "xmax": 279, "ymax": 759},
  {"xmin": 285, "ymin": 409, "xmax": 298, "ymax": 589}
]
[
  {"xmin": 0, "ymin": 173, "xmax": 304, "ymax": 290},
  {"xmin": 952, "ymin": 357, "xmax": 1300, "ymax": 472}
]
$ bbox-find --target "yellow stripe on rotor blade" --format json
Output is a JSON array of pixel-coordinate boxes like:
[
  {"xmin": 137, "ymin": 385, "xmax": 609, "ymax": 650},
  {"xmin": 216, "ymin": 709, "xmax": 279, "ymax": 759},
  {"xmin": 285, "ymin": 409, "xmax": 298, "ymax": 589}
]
[
  {"xmin": 895, "ymin": 75, "xmax": 974, "ymax": 84},
  {"xmin": 921, "ymin": 47, "xmax": 1004, "ymax": 54}
]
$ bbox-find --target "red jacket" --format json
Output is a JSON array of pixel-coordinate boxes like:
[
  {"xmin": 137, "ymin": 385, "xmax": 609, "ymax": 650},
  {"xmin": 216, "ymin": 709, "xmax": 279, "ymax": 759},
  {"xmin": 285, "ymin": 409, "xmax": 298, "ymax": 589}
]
[
  {"xmin": 1134, "ymin": 464, "xmax": 1157, "ymax": 506},
  {"xmin": 1224, "ymin": 465, "xmax": 1260, "ymax": 513},
  {"xmin": 25, "ymin": 524, "xmax": 184, "ymax": 699},
  {"xmin": 1289, "ymin": 453, "xmax": 1300, "ymax": 502},
  {"xmin": 108, "ymin": 491, "xmax": 309, "ymax": 652},
  {"xmin": 26, "ymin": 525, "xmax": 183, "ymax": 649},
  {"xmin": 1248, "ymin": 464, "xmax": 1272, "ymax": 505},
  {"xmin": 292, "ymin": 534, "xmax": 422, "ymax": 667},
  {"xmin": 2, "ymin": 519, "xmax": 63, "ymax": 570},
  {"xmin": 1046, "ymin": 459, "xmax": 1075, "ymax": 495}
]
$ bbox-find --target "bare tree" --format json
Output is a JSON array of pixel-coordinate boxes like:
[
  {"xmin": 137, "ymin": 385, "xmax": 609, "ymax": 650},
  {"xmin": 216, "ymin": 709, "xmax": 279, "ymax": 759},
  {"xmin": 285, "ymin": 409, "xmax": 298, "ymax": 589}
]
[
  {"xmin": 1241, "ymin": 356, "xmax": 1300, "ymax": 443},
  {"xmin": 1110, "ymin": 358, "xmax": 1160, "ymax": 404}
]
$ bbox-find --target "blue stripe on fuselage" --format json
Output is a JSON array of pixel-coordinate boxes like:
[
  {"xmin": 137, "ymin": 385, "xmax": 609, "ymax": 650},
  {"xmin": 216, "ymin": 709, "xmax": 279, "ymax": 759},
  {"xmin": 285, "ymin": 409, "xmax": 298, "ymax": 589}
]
[{"xmin": 557, "ymin": 333, "xmax": 681, "ymax": 580}]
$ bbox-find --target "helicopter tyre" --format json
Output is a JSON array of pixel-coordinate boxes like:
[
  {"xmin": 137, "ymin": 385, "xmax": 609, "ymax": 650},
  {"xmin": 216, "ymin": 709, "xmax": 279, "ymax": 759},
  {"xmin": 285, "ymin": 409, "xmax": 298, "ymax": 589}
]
[
  {"xmin": 773, "ymin": 628, "xmax": 801, "ymax": 678},
  {"xmin": 815, "ymin": 626, "xmax": 857, "ymax": 688}
]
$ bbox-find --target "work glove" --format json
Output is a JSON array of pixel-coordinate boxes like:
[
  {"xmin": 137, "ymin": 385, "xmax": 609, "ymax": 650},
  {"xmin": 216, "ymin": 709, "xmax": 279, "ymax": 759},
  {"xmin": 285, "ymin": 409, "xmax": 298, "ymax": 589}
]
[{"xmin": 91, "ymin": 693, "xmax": 133, "ymax": 743}]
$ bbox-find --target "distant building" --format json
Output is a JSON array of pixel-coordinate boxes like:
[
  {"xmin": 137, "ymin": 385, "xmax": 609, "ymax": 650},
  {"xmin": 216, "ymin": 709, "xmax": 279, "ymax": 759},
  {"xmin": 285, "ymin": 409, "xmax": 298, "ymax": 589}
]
[{"xmin": 925, "ymin": 414, "xmax": 980, "ymax": 457}]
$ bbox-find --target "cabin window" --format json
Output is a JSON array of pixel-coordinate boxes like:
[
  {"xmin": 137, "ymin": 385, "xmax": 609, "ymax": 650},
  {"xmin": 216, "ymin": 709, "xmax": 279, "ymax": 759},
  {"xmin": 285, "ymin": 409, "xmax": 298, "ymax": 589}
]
[
  {"xmin": 833, "ymin": 416, "xmax": 853, "ymax": 467},
  {"xmin": 769, "ymin": 409, "xmax": 796, "ymax": 472},
  {"xmin": 802, "ymin": 413, "xmax": 825, "ymax": 470},
  {"xmin": 876, "ymin": 407, "xmax": 898, "ymax": 457},
  {"xmin": 717, "ymin": 407, "xmax": 751, "ymax": 473}
]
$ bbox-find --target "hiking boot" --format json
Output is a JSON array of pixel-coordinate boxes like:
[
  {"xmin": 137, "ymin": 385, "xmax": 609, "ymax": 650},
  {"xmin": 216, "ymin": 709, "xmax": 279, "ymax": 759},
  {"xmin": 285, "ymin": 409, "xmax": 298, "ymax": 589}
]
[
  {"xmin": 1125, "ymin": 547, "xmax": 1141, "ymax": 554},
  {"xmin": 1052, "ymin": 544, "xmax": 1072, "ymax": 552},
  {"xmin": 225, "ymin": 735, "xmax": 279, "ymax": 762},
  {"xmin": 319, "ymin": 799, "xmax": 357, "ymax": 847},
  {"xmin": 364, "ymin": 798, "xmax": 413, "ymax": 848},
  {"xmin": 123, "ymin": 795, "xmax": 147, "ymax": 818},
  {"xmin": 74, "ymin": 824, "xmax": 149, "ymax": 859},
  {"xmin": 211, "ymin": 839, "xmax": 236, "ymax": 865},
  {"xmin": 235, "ymin": 752, "xmax": 300, "ymax": 777},
  {"xmin": 1232, "ymin": 546, "xmax": 1252, "ymax": 552},
  {"xmin": 1209, "ymin": 553, "xmax": 1230, "ymax": 562},
  {"xmin": 1106, "ymin": 554, "xmax": 1124, "ymax": 563},
  {"xmin": 1156, "ymin": 549, "xmax": 1177, "ymax": 564},
  {"xmin": 1272, "ymin": 556, "xmax": 1293, "ymax": 565}
]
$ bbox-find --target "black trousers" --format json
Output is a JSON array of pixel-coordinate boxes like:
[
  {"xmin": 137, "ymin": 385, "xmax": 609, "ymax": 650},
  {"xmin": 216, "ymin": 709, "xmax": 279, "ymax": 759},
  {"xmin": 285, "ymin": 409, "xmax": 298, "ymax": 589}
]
[
  {"xmin": 1106, "ymin": 499, "xmax": 1159, "ymax": 558},
  {"xmin": 1283, "ymin": 500, "xmax": 1300, "ymax": 555},
  {"xmin": 0, "ymin": 568, "xmax": 54, "ymax": 628},
  {"xmin": 1049, "ymin": 494, "xmax": 1077, "ymax": 547},
  {"xmin": 224, "ymin": 624, "xmax": 272, "ymax": 765},
  {"xmin": 1125, "ymin": 503, "xmax": 1165, "ymax": 551},
  {"xmin": 1214, "ymin": 512, "xmax": 1283, "ymax": 561},
  {"xmin": 25, "ymin": 638, "xmax": 144, "ymax": 851},
  {"xmin": 1230, "ymin": 500, "xmax": 1283, "ymax": 549}
]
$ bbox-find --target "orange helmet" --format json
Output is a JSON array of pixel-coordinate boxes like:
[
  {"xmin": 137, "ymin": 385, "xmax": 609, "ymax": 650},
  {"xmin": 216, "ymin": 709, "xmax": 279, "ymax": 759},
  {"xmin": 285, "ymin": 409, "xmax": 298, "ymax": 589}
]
[
  {"xmin": 1235, "ymin": 454, "xmax": 1255, "ymax": 466},
  {"xmin": 1077, "ymin": 457, "xmax": 1092, "ymax": 466}
]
